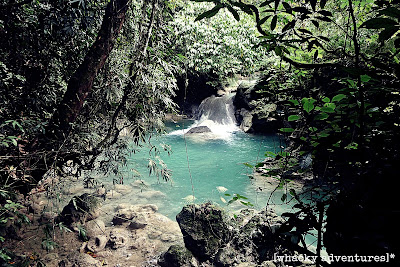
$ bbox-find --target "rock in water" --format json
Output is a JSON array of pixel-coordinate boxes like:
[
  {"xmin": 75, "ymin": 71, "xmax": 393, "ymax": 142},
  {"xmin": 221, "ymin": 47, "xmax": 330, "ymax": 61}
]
[
  {"xmin": 186, "ymin": 126, "xmax": 212, "ymax": 134},
  {"xmin": 176, "ymin": 203, "xmax": 230, "ymax": 261}
]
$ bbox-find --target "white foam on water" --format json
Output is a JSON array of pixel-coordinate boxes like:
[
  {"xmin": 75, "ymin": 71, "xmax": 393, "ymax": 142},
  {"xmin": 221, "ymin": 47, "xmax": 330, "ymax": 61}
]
[{"xmin": 168, "ymin": 94, "xmax": 240, "ymax": 140}]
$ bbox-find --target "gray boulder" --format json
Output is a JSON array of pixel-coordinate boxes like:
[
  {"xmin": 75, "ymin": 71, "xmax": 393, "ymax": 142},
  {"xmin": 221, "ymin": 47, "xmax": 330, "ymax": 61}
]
[
  {"xmin": 176, "ymin": 203, "xmax": 230, "ymax": 261},
  {"xmin": 158, "ymin": 245, "xmax": 198, "ymax": 267},
  {"xmin": 58, "ymin": 193, "xmax": 101, "ymax": 225},
  {"xmin": 58, "ymin": 252, "xmax": 102, "ymax": 267},
  {"xmin": 176, "ymin": 204, "xmax": 287, "ymax": 266},
  {"xmin": 186, "ymin": 126, "xmax": 212, "ymax": 134}
]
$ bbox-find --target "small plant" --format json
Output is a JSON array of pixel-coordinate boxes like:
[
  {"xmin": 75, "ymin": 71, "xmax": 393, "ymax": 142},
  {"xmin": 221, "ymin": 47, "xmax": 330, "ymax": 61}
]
[
  {"xmin": 58, "ymin": 222, "xmax": 72, "ymax": 235},
  {"xmin": 224, "ymin": 193, "xmax": 254, "ymax": 207},
  {"xmin": 83, "ymin": 176, "xmax": 97, "ymax": 188},
  {"xmin": 77, "ymin": 224, "xmax": 88, "ymax": 241},
  {"xmin": 41, "ymin": 238, "xmax": 58, "ymax": 252},
  {"xmin": 0, "ymin": 194, "xmax": 31, "ymax": 262},
  {"xmin": 0, "ymin": 244, "xmax": 12, "ymax": 262}
]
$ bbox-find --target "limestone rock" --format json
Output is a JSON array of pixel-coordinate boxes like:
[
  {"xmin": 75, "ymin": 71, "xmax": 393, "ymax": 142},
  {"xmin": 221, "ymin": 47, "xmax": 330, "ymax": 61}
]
[
  {"xmin": 108, "ymin": 228, "xmax": 129, "ymax": 249},
  {"xmin": 159, "ymin": 245, "xmax": 198, "ymax": 267},
  {"xmin": 85, "ymin": 219, "xmax": 106, "ymax": 238},
  {"xmin": 87, "ymin": 235, "xmax": 108, "ymax": 253},
  {"xmin": 233, "ymin": 76, "xmax": 281, "ymax": 133},
  {"xmin": 175, "ymin": 204, "xmax": 288, "ymax": 266},
  {"xmin": 113, "ymin": 184, "xmax": 133, "ymax": 195},
  {"xmin": 137, "ymin": 190, "xmax": 166, "ymax": 200},
  {"xmin": 59, "ymin": 252, "xmax": 102, "ymax": 267},
  {"xmin": 186, "ymin": 126, "xmax": 212, "ymax": 134},
  {"xmin": 105, "ymin": 190, "xmax": 122, "ymax": 199},
  {"xmin": 176, "ymin": 203, "xmax": 230, "ymax": 261},
  {"xmin": 238, "ymin": 109, "xmax": 253, "ymax": 132},
  {"xmin": 131, "ymin": 179, "xmax": 150, "ymax": 189},
  {"xmin": 58, "ymin": 193, "xmax": 101, "ymax": 225},
  {"xmin": 95, "ymin": 187, "xmax": 106, "ymax": 197},
  {"xmin": 128, "ymin": 214, "xmax": 147, "ymax": 229}
]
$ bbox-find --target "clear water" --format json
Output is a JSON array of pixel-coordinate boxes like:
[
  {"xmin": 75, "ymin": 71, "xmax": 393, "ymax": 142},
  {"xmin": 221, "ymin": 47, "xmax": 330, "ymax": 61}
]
[{"xmin": 116, "ymin": 120, "xmax": 288, "ymax": 219}]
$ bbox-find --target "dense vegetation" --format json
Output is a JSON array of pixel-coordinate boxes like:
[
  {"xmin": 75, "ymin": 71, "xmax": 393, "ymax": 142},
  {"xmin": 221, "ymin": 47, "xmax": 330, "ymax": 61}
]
[{"xmin": 1, "ymin": 0, "xmax": 399, "ymax": 266}]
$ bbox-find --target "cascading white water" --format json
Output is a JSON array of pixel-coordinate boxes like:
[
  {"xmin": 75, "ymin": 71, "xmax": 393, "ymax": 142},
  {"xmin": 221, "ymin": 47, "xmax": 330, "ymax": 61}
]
[
  {"xmin": 175, "ymin": 94, "xmax": 240, "ymax": 138},
  {"xmin": 196, "ymin": 95, "xmax": 237, "ymax": 126},
  {"xmin": 194, "ymin": 95, "xmax": 239, "ymax": 137},
  {"xmin": 168, "ymin": 94, "xmax": 240, "ymax": 139}
]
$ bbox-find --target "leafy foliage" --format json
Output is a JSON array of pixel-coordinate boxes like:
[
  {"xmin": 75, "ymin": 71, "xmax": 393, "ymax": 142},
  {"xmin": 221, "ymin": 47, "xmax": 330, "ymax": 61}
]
[
  {"xmin": 169, "ymin": 1, "xmax": 275, "ymax": 80},
  {"xmin": 192, "ymin": 0, "xmax": 399, "ymax": 262}
]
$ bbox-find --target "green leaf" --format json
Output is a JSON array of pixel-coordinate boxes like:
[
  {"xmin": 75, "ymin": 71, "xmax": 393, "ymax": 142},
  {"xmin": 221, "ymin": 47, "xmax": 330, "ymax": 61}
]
[
  {"xmin": 298, "ymin": 28, "xmax": 312, "ymax": 35},
  {"xmin": 318, "ymin": 35, "xmax": 330, "ymax": 42},
  {"xmin": 195, "ymin": 4, "xmax": 223, "ymax": 21},
  {"xmin": 322, "ymin": 97, "xmax": 330, "ymax": 103},
  {"xmin": 379, "ymin": 26, "xmax": 399, "ymax": 42},
  {"xmin": 318, "ymin": 132, "xmax": 330, "ymax": 138},
  {"xmin": 288, "ymin": 115, "xmax": 300, "ymax": 121},
  {"xmin": 302, "ymin": 97, "xmax": 316, "ymax": 113},
  {"xmin": 280, "ymin": 127, "xmax": 295, "ymax": 133},
  {"xmin": 289, "ymin": 189, "xmax": 296, "ymax": 196},
  {"xmin": 282, "ymin": 2, "xmax": 292, "ymax": 13},
  {"xmin": 332, "ymin": 94, "xmax": 346, "ymax": 102},
  {"xmin": 316, "ymin": 16, "xmax": 332, "ymax": 22},
  {"xmin": 311, "ymin": 141, "xmax": 320, "ymax": 147},
  {"xmin": 360, "ymin": 75, "xmax": 371, "ymax": 83},
  {"xmin": 360, "ymin": 18, "xmax": 397, "ymax": 29},
  {"xmin": 265, "ymin": 151, "xmax": 277, "ymax": 157},
  {"xmin": 227, "ymin": 5, "xmax": 240, "ymax": 21},
  {"xmin": 282, "ymin": 20, "xmax": 296, "ymax": 32},
  {"xmin": 378, "ymin": 7, "xmax": 400, "ymax": 19},
  {"xmin": 243, "ymin": 162, "xmax": 254, "ymax": 168},
  {"xmin": 274, "ymin": 0, "xmax": 280, "ymax": 11},
  {"xmin": 260, "ymin": 0, "xmax": 274, "ymax": 8},
  {"xmin": 274, "ymin": 46, "xmax": 283, "ymax": 56},
  {"xmin": 313, "ymin": 50, "xmax": 318, "ymax": 61},
  {"xmin": 311, "ymin": 20, "xmax": 319, "ymax": 28},
  {"xmin": 281, "ymin": 193, "xmax": 287, "ymax": 202},
  {"xmin": 310, "ymin": 0, "xmax": 317, "ymax": 11},
  {"xmin": 315, "ymin": 113, "xmax": 329, "ymax": 120},
  {"xmin": 232, "ymin": 2, "xmax": 253, "ymax": 15},
  {"xmin": 288, "ymin": 99, "xmax": 299, "ymax": 106},
  {"xmin": 271, "ymin": 15, "xmax": 277, "ymax": 31},
  {"xmin": 11, "ymin": 138, "xmax": 17, "ymax": 146},
  {"xmin": 320, "ymin": 107, "xmax": 334, "ymax": 113},
  {"xmin": 324, "ymin": 102, "xmax": 336, "ymax": 109},
  {"xmin": 318, "ymin": 10, "xmax": 332, "ymax": 17},
  {"xmin": 258, "ymin": 15, "xmax": 271, "ymax": 26}
]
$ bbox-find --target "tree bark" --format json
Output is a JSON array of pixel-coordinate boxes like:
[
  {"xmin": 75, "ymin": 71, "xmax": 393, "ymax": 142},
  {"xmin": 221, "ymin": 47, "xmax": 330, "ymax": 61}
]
[
  {"xmin": 47, "ymin": 0, "xmax": 130, "ymax": 141},
  {"xmin": 23, "ymin": 0, "xmax": 130, "ymax": 191}
]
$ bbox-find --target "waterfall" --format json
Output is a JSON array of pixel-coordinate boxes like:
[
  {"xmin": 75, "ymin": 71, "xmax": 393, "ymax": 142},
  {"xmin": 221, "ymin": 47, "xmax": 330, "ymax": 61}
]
[
  {"xmin": 196, "ymin": 95, "xmax": 237, "ymax": 126},
  {"xmin": 191, "ymin": 95, "xmax": 239, "ymax": 137},
  {"xmin": 169, "ymin": 94, "xmax": 239, "ymax": 138}
]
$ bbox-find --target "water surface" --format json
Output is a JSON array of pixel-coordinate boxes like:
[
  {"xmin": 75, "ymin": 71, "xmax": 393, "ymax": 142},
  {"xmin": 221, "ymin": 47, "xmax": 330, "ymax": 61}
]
[{"xmin": 119, "ymin": 120, "xmax": 286, "ymax": 219}]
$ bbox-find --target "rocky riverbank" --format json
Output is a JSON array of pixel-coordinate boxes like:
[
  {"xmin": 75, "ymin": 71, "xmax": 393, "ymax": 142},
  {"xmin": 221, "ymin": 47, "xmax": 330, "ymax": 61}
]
[
  {"xmin": 160, "ymin": 202, "xmax": 317, "ymax": 267},
  {"xmin": 2, "ymin": 175, "xmax": 183, "ymax": 267}
]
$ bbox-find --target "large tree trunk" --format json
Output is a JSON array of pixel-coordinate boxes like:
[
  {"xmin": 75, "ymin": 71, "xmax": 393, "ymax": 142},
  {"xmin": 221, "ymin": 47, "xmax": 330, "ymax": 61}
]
[
  {"xmin": 24, "ymin": 0, "xmax": 130, "ymax": 190},
  {"xmin": 47, "ymin": 0, "xmax": 130, "ymax": 141}
]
